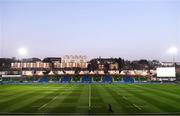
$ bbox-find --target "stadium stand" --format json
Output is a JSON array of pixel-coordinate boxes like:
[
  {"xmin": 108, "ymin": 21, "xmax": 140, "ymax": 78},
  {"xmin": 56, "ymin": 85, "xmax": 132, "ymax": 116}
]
[
  {"xmin": 50, "ymin": 76, "xmax": 59, "ymax": 82},
  {"xmin": 113, "ymin": 76, "xmax": 122, "ymax": 82},
  {"xmin": 122, "ymin": 76, "xmax": 134, "ymax": 83},
  {"xmin": 81, "ymin": 76, "xmax": 91, "ymax": 83},
  {"xmin": 102, "ymin": 76, "xmax": 112, "ymax": 83},
  {"xmin": 93, "ymin": 77, "xmax": 101, "ymax": 82},
  {"xmin": 72, "ymin": 76, "xmax": 81, "ymax": 82},
  {"xmin": 60, "ymin": 76, "xmax": 71, "ymax": 83},
  {"xmin": 39, "ymin": 76, "xmax": 49, "ymax": 83}
]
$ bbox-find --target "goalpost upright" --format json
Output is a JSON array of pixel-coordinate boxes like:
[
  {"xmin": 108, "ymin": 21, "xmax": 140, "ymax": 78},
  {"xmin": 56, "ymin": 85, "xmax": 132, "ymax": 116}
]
[{"xmin": 89, "ymin": 83, "xmax": 91, "ymax": 111}]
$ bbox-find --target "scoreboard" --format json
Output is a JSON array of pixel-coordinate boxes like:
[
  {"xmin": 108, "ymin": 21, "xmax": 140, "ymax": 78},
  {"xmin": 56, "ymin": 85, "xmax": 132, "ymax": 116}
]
[{"xmin": 157, "ymin": 67, "xmax": 176, "ymax": 77}]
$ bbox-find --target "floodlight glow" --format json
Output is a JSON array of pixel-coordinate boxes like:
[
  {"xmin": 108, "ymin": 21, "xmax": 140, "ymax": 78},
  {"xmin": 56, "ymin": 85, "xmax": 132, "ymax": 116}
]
[
  {"xmin": 18, "ymin": 48, "xmax": 28, "ymax": 56},
  {"xmin": 168, "ymin": 47, "xmax": 178, "ymax": 55}
]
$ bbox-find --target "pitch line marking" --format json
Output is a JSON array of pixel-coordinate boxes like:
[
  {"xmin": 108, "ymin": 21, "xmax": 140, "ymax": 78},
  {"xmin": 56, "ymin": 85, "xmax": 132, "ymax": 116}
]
[
  {"xmin": 38, "ymin": 103, "xmax": 48, "ymax": 110},
  {"xmin": 89, "ymin": 84, "xmax": 91, "ymax": 110},
  {"xmin": 133, "ymin": 104, "xmax": 142, "ymax": 110},
  {"xmin": 123, "ymin": 96, "xmax": 128, "ymax": 100},
  {"xmin": 52, "ymin": 96, "xmax": 58, "ymax": 100},
  {"xmin": 38, "ymin": 94, "xmax": 59, "ymax": 110}
]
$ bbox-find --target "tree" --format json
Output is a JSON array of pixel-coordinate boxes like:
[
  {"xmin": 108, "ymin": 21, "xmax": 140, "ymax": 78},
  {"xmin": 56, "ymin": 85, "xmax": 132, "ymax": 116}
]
[
  {"xmin": 89, "ymin": 59, "xmax": 98, "ymax": 71},
  {"xmin": 104, "ymin": 63, "xmax": 109, "ymax": 74},
  {"xmin": 87, "ymin": 63, "xmax": 91, "ymax": 72},
  {"xmin": 75, "ymin": 67, "xmax": 81, "ymax": 75},
  {"xmin": 138, "ymin": 59, "xmax": 149, "ymax": 65},
  {"xmin": 116, "ymin": 58, "xmax": 125, "ymax": 71}
]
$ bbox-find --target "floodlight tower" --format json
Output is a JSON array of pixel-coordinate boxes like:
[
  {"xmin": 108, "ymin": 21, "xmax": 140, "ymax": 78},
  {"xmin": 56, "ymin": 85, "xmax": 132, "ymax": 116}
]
[
  {"xmin": 168, "ymin": 47, "xmax": 178, "ymax": 65},
  {"xmin": 18, "ymin": 48, "xmax": 28, "ymax": 76}
]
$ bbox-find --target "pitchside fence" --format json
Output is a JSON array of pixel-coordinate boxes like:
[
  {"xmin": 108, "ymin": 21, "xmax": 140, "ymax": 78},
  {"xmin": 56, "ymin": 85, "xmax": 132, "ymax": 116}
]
[{"xmin": 0, "ymin": 75, "xmax": 152, "ymax": 84}]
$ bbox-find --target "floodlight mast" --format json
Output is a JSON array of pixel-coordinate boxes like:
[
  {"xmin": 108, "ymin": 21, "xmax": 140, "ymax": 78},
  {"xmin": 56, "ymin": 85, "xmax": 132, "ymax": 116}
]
[{"xmin": 168, "ymin": 47, "xmax": 178, "ymax": 66}]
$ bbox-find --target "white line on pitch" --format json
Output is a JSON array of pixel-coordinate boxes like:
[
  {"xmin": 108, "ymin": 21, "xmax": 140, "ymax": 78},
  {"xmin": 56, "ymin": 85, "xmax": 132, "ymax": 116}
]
[
  {"xmin": 38, "ymin": 94, "xmax": 58, "ymax": 110},
  {"xmin": 38, "ymin": 103, "xmax": 48, "ymax": 110},
  {"xmin": 52, "ymin": 96, "xmax": 58, "ymax": 100},
  {"xmin": 123, "ymin": 96, "xmax": 128, "ymax": 100},
  {"xmin": 133, "ymin": 104, "xmax": 142, "ymax": 110},
  {"xmin": 89, "ymin": 84, "xmax": 91, "ymax": 110}
]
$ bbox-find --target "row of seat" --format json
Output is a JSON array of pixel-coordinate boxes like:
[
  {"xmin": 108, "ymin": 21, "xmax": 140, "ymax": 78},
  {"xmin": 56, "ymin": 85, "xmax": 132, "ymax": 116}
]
[{"xmin": 38, "ymin": 76, "xmax": 135, "ymax": 83}]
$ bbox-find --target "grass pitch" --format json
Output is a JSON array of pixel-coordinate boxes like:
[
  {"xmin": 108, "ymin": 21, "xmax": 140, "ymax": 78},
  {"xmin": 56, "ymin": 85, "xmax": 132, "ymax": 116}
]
[{"xmin": 0, "ymin": 83, "xmax": 180, "ymax": 115}]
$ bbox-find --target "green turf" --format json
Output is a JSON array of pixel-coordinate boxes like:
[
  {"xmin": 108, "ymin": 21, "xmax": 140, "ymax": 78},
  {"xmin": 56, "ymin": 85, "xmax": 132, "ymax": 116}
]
[{"xmin": 0, "ymin": 84, "xmax": 180, "ymax": 115}]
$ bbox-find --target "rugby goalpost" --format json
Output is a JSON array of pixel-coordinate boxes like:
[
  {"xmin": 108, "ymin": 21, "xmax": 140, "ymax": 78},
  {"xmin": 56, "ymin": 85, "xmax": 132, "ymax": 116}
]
[{"xmin": 89, "ymin": 83, "xmax": 91, "ymax": 111}]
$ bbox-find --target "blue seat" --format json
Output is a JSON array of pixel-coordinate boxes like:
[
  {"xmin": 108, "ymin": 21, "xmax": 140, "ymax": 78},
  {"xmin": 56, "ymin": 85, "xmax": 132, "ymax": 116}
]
[
  {"xmin": 122, "ymin": 76, "xmax": 134, "ymax": 83},
  {"xmin": 81, "ymin": 76, "xmax": 91, "ymax": 83},
  {"xmin": 60, "ymin": 76, "xmax": 71, "ymax": 83},
  {"xmin": 39, "ymin": 76, "xmax": 49, "ymax": 83},
  {"xmin": 102, "ymin": 76, "xmax": 112, "ymax": 83}
]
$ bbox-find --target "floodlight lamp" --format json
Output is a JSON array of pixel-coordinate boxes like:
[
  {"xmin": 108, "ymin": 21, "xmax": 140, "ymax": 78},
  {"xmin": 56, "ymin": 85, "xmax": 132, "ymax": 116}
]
[
  {"xmin": 168, "ymin": 47, "xmax": 178, "ymax": 55},
  {"xmin": 18, "ymin": 48, "xmax": 28, "ymax": 56}
]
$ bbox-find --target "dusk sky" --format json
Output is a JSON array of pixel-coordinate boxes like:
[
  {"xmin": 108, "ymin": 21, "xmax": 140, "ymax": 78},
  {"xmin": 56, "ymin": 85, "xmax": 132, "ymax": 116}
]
[{"xmin": 0, "ymin": 0, "xmax": 180, "ymax": 61}]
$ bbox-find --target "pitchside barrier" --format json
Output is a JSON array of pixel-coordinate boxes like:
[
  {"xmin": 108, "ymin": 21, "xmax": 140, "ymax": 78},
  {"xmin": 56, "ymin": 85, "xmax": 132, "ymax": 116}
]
[{"xmin": 0, "ymin": 75, "xmax": 150, "ymax": 84}]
